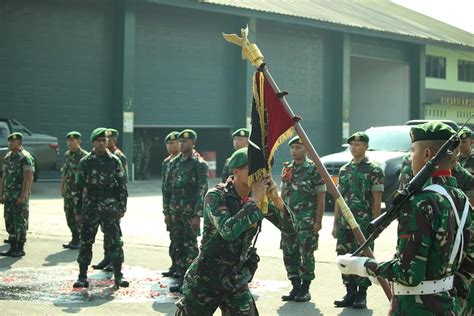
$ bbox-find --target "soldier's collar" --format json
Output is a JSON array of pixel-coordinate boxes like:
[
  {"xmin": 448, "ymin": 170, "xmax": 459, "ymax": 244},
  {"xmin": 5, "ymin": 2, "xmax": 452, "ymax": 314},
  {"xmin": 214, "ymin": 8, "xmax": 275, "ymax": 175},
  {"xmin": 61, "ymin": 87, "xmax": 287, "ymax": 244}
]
[{"xmin": 352, "ymin": 156, "xmax": 369, "ymax": 165}]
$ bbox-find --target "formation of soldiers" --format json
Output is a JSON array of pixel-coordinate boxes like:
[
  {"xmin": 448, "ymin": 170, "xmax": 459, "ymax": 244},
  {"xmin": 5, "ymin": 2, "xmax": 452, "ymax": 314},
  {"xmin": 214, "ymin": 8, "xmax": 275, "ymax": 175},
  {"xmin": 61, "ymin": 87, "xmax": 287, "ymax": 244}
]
[{"xmin": 0, "ymin": 121, "xmax": 473, "ymax": 315}]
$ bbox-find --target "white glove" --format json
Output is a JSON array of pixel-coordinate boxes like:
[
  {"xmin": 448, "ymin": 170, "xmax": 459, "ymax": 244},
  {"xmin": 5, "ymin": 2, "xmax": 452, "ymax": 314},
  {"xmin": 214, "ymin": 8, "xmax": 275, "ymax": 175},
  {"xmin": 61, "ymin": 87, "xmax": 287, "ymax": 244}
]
[{"xmin": 336, "ymin": 254, "xmax": 370, "ymax": 277}]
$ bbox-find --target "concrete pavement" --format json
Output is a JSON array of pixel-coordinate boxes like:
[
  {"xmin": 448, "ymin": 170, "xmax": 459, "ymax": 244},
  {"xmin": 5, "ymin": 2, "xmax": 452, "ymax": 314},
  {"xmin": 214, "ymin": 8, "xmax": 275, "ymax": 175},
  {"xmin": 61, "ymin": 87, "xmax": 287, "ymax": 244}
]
[{"xmin": 0, "ymin": 180, "xmax": 397, "ymax": 315}]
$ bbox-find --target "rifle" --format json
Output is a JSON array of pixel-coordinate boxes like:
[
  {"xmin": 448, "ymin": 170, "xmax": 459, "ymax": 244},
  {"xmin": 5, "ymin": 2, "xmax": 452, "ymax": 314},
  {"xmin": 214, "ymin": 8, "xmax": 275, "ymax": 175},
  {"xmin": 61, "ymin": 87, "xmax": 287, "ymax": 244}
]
[{"xmin": 353, "ymin": 119, "xmax": 470, "ymax": 256}]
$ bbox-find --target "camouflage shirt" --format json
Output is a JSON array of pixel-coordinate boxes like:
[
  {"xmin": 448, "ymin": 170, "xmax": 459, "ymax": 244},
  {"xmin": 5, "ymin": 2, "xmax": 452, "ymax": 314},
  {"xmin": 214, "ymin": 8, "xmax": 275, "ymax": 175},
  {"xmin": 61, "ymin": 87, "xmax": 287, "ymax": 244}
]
[
  {"xmin": 75, "ymin": 149, "xmax": 128, "ymax": 215},
  {"xmin": 458, "ymin": 151, "xmax": 474, "ymax": 175},
  {"xmin": 161, "ymin": 154, "xmax": 177, "ymax": 197},
  {"xmin": 182, "ymin": 180, "xmax": 294, "ymax": 293},
  {"xmin": 61, "ymin": 147, "xmax": 88, "ymax": 198},
  {"xmin": 163, "ymin": 152, "xmax": 209, "ymax": 217},
  {"xmin": 399, "ymin": 153, "xmax": 413, "ymax": 190},
  {"xmin": 280, "ymin": 158, "xmax": 326, "ymax": 219},
  {"xmin": 371, "ymin": 176, "xmax": 473, "ymax": 315},
  {"xmin": 110, "ymin": 146, "xmax": 128, "ymax": 182},
  {"xmin": 452, "ymin": 162, "xmax": 474, "ymax": 199},
  {"xmin": 337, "ymin": 157, "xmax": 384, "ymax": 229},
  {"xmin": 1, "ymin": 149, "xmax": 34, "ymax": 201}
]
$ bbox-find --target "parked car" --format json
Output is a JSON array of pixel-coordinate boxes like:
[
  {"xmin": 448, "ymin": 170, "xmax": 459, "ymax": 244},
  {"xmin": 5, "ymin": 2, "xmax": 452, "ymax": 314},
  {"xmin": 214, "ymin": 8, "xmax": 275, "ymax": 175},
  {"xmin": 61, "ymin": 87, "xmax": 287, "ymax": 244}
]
[
  {"xmin": 0, "ymin": 118, "xmax": 59, "ymax": 181},
  {"xmin": 321, "ymin": 125, "xmax": 412, "ymax": 211}
]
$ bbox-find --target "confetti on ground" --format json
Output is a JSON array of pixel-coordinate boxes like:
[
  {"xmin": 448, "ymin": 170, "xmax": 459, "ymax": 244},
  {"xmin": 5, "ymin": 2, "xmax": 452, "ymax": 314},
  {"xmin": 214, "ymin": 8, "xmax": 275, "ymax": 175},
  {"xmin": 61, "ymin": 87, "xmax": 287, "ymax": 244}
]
[{"xmin": 0, "ymin": 266, "xmax": 286, "ymax": 304}]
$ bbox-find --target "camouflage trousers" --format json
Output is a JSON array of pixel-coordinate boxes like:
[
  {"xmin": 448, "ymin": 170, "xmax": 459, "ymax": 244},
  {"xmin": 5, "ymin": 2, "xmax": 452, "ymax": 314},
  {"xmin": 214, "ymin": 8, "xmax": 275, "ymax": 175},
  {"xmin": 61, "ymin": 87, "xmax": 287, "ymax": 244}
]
[
  {"xmin": 280, "ymin": 229, "xmax": 318, "ymax": 281},
  {"xmin": 168, "ymin": 214, "xmax": 199, "ymax": 276},
  {"xmin": 176, "ymin": 283, "xmax": 258, "ymax": 316},
  {"xmin": 77, "ymin": 210, "xmax": 124, "ymax": 266},
  {"xmin": 336, "ymin": 228, "xmax": 373, "ymax": 287},
  {"xmin": 3, "ymin": 199, "xmax": 29, "ymax": 243},
  {"xmin": 166, "ymin": 224, "xmax": 178, "ymax": 270},
  {"xmin": 64, "ymin": 197, "xmax": 80, "ymax": 240}
]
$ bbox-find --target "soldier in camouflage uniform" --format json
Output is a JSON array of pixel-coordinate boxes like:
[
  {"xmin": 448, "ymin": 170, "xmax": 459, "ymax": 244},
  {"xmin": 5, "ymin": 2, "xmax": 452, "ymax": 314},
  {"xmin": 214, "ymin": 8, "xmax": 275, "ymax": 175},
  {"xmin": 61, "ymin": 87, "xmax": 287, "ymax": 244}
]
[
  {"xmin": 280, "ymin": 136, "xmax": 326, "ymax": 302},
  {"xmin": 221, "ymin": 128, "xmax": 249, "ymax": 183},
  {"xmin": 73, "ymin": 128, "xmax": 129, "ymax": 288},
  {"xmin": 161, "ymin": 131, "xmax": 180, "ymax": 277},
  {"xmin": 60, "ymin": 131, "xmax": 88, "ymax": 249},
  {"xmin": 133, "ymin": 129, "xmax": 145, "ymax": 180},
  {"xmin": 175, "ymin": 147, "xmax": 295, "ymax": 316},
  {"xmin": 163, "ymin": 129, "xmax": 209, "ymax": 292},
  {"xmin": 0, "ymin": 133, "xmax": 34, "ymax": 257},
  {"xmin": 398, "ymin": 153, "xmax": 413, "ymax": 190},
  {"xmin": 92, "ymin": 128, "xmax": 128, "ymax": 272},
  {"xmin": 458, "ymin": 127, "xmax": 474, "ymax": 175},
  {"xmin": 338, "ymin": 121, "xmax": 473, "ymax": 316},
  {"xmin": 332, "ymin": 131, "xmax": 384, "ymax": 309}
]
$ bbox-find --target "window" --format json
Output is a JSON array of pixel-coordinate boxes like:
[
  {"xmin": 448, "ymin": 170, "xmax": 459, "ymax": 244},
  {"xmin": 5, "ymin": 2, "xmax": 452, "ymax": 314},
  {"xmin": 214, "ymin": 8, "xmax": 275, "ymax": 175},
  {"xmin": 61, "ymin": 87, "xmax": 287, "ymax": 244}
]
[
  {"xmin": 458, "ymin": 60, "xmax": 474, "ymax": 82},
  {"xmin": 426, "ymin": 55, "xmax": 446, "ymax": 79}
]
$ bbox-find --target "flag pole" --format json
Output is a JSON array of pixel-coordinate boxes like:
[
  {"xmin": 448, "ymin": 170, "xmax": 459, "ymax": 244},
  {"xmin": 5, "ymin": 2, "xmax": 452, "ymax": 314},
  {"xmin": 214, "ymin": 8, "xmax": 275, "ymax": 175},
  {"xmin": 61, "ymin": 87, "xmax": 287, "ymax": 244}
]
[{"xmin": 223, "ymin": 27, "xmax": 392, "ymax": 301}]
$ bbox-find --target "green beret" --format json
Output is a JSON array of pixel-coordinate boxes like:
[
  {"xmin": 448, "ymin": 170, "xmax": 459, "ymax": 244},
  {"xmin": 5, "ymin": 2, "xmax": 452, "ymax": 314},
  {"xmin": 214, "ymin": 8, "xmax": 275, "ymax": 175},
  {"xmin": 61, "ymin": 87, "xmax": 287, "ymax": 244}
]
[
  {"xmin": 232, "ymin": 128, "xmax": 250, "ymax": 138},
  {"xmin": 178, "ymin": 129, "xmax": 197, "ymax": 140},
  {"xmin": 228, "ymin": 147, "xmax": 248, "ymax": 169},
  {"xmin": 347, "ymin": 131, "xmax": 369, "ymax": 143},
  {"xmin": 66, "ymin": 131, "xmax": 81, "ymax": 139},
  {"xmin": 7, "ymin": 132, "xmax": 22, "ymax": 141},
  {"xmin": 459, "ymin": 127, "xmax": 472, "ymax": 140},
  {"xmin": 107, "ymin": 128, "xmax": 119, "ymax": 137},
  {"xmin": 165, "ymin": 131, "xmax": 180, "ymax": 142},
  {"xmin": 90, "ymin": 127, "xmax": 109, "ymax": 142},
  {"xmin": 288, "ymin": 136, "xmax": 303, "ymax": 146},
  {"xmin": 410, "ymin": 121, "xmax": 455, "ymax": 143}
]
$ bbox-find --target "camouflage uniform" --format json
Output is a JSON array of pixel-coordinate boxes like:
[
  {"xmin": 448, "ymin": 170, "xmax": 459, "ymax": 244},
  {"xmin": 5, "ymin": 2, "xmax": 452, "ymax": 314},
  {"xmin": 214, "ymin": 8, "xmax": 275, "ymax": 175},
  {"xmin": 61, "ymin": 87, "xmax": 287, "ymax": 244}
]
[
  {"xmin": 398, "ymin": 153, "xmax": 413, "ymax": 189},
  {"xmin": 368, "ymin": 175, "xmax": 473, "ymax": 315},
  {"xmin": 161, "ymin": 153, "xmax": 178, "ymax": 272},
  {"xmin": 75, "ymin": 149, "xmax": 128, "ymax": 267},
  {"xmin": 221, "ymin": 157, "xmax": 231, "ymax": 183},
  {"xmin": 336, "ymin": 157, "xmax": 384, "ymax": 287},
  {"xmin": 111, "ymin": 147, "xmax": 128, "ymax": 182},
  {"xmin": 1, "ymin": 149, "xmax": 34, "ymax": 244},
  {"xmin": 176, "ymin": 180, "xmax": 294, "ymax": 315},
  {"xmin": 61, "ymin": 147, "xmax": 88, "ymax": 243},
  {"xmin": 163, "ymin": 152, "xmax": 208, "ymax": 277},
  {"xmin": 458, "ymin": 151, "xmax": 474, "ymax": 175},
  {"xmin": 280, "ymin": 158, "xmax": 326, "ymax": 281}
]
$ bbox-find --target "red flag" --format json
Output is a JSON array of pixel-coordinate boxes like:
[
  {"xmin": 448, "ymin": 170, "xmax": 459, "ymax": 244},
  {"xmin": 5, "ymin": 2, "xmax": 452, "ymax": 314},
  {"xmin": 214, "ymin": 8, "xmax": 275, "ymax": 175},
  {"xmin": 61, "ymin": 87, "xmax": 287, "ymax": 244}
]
[{"xmin": 248, "ymin": 71, "xmax": 294, "ymax": 211}]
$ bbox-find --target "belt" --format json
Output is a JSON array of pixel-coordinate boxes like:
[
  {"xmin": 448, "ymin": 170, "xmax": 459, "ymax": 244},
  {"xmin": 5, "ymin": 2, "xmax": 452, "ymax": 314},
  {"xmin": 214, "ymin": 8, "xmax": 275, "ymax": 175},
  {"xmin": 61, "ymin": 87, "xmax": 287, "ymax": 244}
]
[{"xmin": 393, "ymin": 275, "xmax": 453, "ymax": 295}]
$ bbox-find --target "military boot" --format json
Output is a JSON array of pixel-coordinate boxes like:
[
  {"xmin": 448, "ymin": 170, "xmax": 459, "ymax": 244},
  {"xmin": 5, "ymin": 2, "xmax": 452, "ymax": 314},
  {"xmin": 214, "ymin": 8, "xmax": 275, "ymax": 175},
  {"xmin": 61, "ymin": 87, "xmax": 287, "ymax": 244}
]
[
  {"xmin": 10, "ymin": 242, "xmax": 25, "ymax": 257},
  {"xmin": 281, "ymin": 278, "xmax": 301, "ymax": 301},
  {"xmin": 169, "ymin": 278, "xmax": 183, "ymax": 293},
  {"xmin": 0, "ymin": 240, "xmax": 16, "ymax": 256},
  {"xmin": 114, "ymin": 264, "xmax": 129, "ymax": 287},
  {"xmin": 352, "ymin": 286, "xmax": 367, "ymax": 309},
  {"xmin": 294, "ymin": 280, "xmax": 311, "ymax": 302},
  {"xmin": 92, "ymin": 257, "xmax": 110, "ymax": 270},
  {"xmin": 3, "ymin": 238, "xmax": 11, "ymax": 244},
  {"xmin": 334, "ymin": 284, "xmax": 357, "ymax": 307},
  {"xmin": 73, "ymin": 264, "xmax": 89, "ymax": 288},
  {"xmin": 161, "ymin": 266, "xmax": 176, "ymax": 277}
]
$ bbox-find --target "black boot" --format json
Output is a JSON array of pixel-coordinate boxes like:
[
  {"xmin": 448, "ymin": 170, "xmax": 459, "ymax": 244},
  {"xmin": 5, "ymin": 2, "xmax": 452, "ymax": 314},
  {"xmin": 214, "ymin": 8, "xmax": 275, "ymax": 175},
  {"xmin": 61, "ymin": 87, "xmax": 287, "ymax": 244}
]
[
  {"xmin": 92, "ymin": 257, "xmax": 110, "ymax": 270},
  {"xmin": 73, "ymin": 264, "xmax": 89, "ymax": 288},
  {"xmin": 63, "ymin": 234, "xmax": 81, "ymax": 249},
  {"xmin": 334, "ymin": 284, "xmax": 357, "ymax": 307},
  {"xmin": 0, "ymin": 240, "xmax": 16, "ymax": 256},
  {"xmin": 281, "ymin": 278, "xmax": 301, "ymax": 301},
  {"xmin": 169, "ymin": 278, "xmax": 183, "ymax": 293},
  {"xmin": 353, "ymin": 286, "xmax": 367, "ymax": 309},
  {"xmin": 10, "ymin": 242, "xmax": 25, "ymax": 257},
  {"xmin": 161, "ymin": 266, "xmax": 176, "ymax": 277},
  {"xmin": 294, "ymin": 280, "xmax": 311, "ymax": 302},
  {"xmin": 3, "ymin": 238, "xmax": 11, "ymax": 244},
  {"xmin": 113, "ymin": 263, "xmax": 129, "ymax": 287}
]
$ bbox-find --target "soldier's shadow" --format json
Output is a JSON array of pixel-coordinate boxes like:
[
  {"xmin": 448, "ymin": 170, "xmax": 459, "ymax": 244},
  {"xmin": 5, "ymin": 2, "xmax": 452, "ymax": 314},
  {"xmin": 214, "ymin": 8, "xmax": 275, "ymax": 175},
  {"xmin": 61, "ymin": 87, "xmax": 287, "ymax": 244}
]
[
  {"xmin": 0, "ymin": 256, "xmax": 22, "ymax": 269},
  {"xmin": 277, "ymin": 301, "xmax": 322, "ymax": 315},
  {"xmin": 43, "ymin": 249, "xmax": 78, "ymax": 267},
  {"xmin": 337, "ymin": 307, "xmax": 374, "ymax": 315}
]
